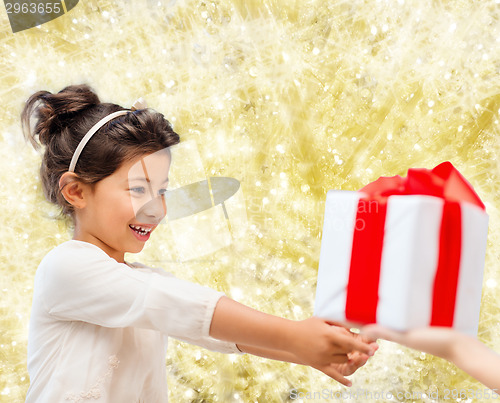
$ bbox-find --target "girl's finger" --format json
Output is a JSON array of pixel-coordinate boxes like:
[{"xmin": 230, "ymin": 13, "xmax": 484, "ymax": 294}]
[
  {"xmin": 328, "ymin": 353, "xmax": 350, "ymax": 364},
  {"xmin": 324, "ymin": 319, "xmax": 352, "ymax": 329},
  {"xmin": 319, "ymin": 365, "xmax": 352, "ymax": 387},
  {"xmin": 347, "ymin": 351, "xmax": 370, "ymax": 366}
]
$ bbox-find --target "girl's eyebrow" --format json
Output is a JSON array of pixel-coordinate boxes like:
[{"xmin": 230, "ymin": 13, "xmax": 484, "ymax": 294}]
[{"xmin": 127, "ymin": 177, "xmax": 169, "ymax": 183}]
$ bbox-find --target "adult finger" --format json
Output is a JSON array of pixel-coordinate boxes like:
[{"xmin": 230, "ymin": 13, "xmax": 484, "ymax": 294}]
[
  {"xmin": 361, "ymin": 324, "xmax": 404, "ymax": 343},
  {"xmin": 329, "ymin": 329, "xmax": 376, "ymax": 356},
  {"xmin": 354, "ymin": 330, "xmax": 379, "ymax": 344}
]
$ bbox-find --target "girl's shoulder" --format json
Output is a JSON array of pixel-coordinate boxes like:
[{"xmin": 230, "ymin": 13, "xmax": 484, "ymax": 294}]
[
  {"xmin": 42, "ymin": 239, "xmax": 110, "ymax": 264},
  {"xmin": 41, "ymin": 240, "xmax": 171, "ymax": 277}
]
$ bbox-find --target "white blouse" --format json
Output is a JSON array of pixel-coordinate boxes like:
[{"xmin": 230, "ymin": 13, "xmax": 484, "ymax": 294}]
[{"xmin": 26, "ymin": 240, "xmax": 241, "ymax": 403}]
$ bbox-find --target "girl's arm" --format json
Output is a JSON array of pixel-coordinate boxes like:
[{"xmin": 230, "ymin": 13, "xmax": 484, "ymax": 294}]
[
  {"xmin": 362, "ymin": 325, "xmax": 500, "ymax": 390},
  {"xmin": 210, "ymin": 296, "xmax": 377, "ymax": 386}
]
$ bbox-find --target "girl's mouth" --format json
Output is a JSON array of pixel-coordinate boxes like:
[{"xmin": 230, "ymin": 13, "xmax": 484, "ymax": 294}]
[{"xmin": 129, "ymin": 224, "xmax": 153, "ymax": 241}]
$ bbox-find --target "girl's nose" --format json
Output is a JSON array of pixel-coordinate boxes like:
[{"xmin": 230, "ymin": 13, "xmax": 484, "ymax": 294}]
[{"xmin": 135, "ymin": 195, "xmax": 167, "ymax": 224}]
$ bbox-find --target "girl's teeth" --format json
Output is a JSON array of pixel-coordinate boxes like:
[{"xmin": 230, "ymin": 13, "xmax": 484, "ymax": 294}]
[{"xmin": 130, "ymin": 225, "xmax": 151, "ymax": 235}]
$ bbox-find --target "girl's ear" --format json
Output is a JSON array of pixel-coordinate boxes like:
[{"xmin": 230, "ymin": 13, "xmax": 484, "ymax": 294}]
[{"xmin": 59, "ymin": 172, "xmax": 88, "ymax": 209}]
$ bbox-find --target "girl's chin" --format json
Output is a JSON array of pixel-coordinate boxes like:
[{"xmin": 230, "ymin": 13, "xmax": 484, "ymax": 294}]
[{"xmin": 127, "ymin": 243, "xmax": 146, "ymax": 254}]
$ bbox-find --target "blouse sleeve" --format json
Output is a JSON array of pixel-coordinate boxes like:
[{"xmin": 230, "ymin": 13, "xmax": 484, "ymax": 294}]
[
  {"xmin": 39, "ymin": 241, "xmax": 240, "ymax": 353},
  {"xmin": 138, "ymin": 265, "xmax": 243, "ymax": 354},
  {"xmin": 171, "ymin": 329, "xmax": 243, "ymax": 354}
]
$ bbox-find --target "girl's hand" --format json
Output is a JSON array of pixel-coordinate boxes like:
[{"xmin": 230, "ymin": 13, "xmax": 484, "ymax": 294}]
[
  {"xmin": 334, "ymin": 349, "xmax": 376, "ymax": 376},
  {"xmin": 290, "ymin": 318, "xmax": 377, "ymax": 386}
]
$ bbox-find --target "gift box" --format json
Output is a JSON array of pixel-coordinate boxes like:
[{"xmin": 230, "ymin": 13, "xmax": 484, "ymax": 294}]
[{"xmin": 314, "ymin": 162, "xmax": 489, "ymax": 335}]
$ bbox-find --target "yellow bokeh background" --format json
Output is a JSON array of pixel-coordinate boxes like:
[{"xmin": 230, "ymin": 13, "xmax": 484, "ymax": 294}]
[{"xmin": 1, "ymin": 0, "xmax": 499, "ymax": 401}]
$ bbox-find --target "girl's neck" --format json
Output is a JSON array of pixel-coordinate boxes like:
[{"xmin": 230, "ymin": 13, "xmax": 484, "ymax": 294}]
[{"xmin": 72, "ymin": 225, "xmax": 125, "ymax": 264}]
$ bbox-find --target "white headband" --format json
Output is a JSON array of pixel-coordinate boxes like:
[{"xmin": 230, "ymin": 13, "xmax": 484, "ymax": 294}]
[{"xmin": 68, "ymin": 98, "xmax": 147, "ymax": 173}]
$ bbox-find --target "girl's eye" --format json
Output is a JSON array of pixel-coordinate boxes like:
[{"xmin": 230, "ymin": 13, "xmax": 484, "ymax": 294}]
[
  {"xmin": 158, "ymin": 188, "xmax": 168, "ymax": 196},
  {"xmin": 130, "ymin": 187, "xmax": 146, "ymax": 194}
]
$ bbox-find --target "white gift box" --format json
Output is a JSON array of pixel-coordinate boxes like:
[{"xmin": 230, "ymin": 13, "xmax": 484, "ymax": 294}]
[{"xmin": 314, "ymin": 190, "xmax": 489, "ymax": 335}]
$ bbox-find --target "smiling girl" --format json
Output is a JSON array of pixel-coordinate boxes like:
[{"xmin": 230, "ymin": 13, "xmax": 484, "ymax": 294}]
[{"xmin": 22, "ymin": 84, "xmax": 376, "ymax": 402}]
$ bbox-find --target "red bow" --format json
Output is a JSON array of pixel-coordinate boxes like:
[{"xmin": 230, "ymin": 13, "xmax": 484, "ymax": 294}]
[{"xmin": 360, "ymin": 161, "xmax": 484, "ymax": 209}]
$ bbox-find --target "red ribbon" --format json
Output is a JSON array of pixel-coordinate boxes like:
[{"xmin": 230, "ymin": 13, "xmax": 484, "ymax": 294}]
[{"xmin": 344, "ymin": 162, "xmax": 485, "ymax": 325}]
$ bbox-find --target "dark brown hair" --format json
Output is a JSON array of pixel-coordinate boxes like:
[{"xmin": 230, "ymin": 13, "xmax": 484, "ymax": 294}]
[{"xmin": 21, "ymin": 84, "xmax": 180, "ymax": 221}]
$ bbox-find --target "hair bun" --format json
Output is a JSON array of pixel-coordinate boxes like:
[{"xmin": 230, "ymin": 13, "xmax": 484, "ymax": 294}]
[{"xmin": 22, "ymin": 84, "xmax": 100, "ymax": 149}]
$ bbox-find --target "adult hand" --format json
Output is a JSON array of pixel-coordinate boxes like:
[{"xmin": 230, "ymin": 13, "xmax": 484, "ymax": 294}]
[
  {"xmin": 362, "ymin": 324, "xmax": 500, "ymax": 390},
  {"xmin": 361, "ymin": 324, "xmax": 458, "ymax": 360}
]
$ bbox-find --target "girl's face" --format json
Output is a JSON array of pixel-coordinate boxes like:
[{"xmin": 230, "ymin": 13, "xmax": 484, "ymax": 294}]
[{"xmin": 74, "ymin": 149, "xmax": 171, "ymax": 263}]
